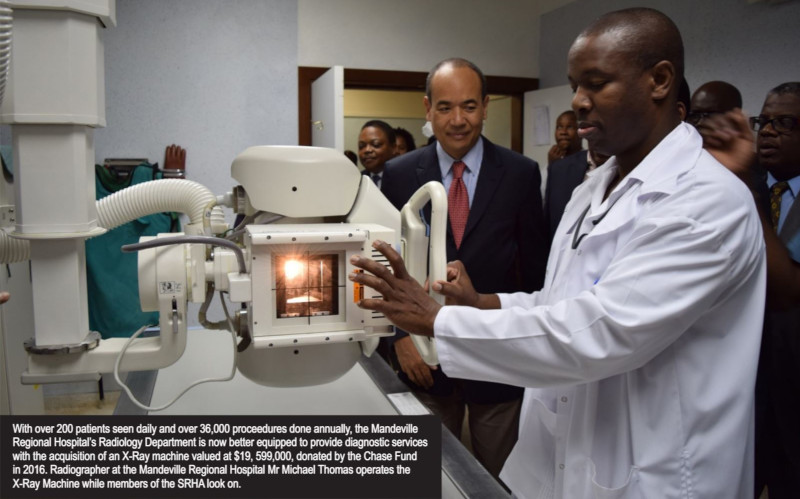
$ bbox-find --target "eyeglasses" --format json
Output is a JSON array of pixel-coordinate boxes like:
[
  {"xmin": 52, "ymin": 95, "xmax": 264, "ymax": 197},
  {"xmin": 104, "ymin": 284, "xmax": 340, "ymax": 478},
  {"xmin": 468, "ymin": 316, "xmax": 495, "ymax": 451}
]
[
  {"xmin": 749, "ymin": 115, "xmax": 800, "ymax": 133},
  {"xmin": 686, "ymin": 111, "xmax": 721, "ymax": 126}
]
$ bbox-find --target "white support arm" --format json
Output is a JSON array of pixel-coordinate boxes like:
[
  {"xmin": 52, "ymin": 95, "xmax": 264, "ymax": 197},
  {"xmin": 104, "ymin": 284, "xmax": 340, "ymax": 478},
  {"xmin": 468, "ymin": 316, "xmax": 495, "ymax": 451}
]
[{"xmin": 400, "ymin": 181, "xmax": 447, "ymax": 366}]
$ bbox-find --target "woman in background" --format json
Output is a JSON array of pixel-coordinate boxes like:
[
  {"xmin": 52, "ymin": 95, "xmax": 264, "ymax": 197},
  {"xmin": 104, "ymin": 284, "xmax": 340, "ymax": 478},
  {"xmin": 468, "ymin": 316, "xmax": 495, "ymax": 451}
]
[{"xmin": 394, "ymin": 127, "xmax": 417, "ymax": 156}]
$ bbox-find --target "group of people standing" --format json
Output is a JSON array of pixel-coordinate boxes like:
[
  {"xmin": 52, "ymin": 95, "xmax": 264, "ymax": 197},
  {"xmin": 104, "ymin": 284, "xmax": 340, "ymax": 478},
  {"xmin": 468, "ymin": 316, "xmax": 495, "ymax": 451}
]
[{"xmin": 345, "ymin": 7, "xmax": 799, "ymax": 499}]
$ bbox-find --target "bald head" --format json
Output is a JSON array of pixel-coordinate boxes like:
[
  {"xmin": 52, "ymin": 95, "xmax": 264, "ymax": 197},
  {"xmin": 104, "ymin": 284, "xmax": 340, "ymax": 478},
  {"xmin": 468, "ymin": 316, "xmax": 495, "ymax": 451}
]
[
  {"xmin": 577, "ymin": 8, "xmax": 684, "ymax": 94},
  {"xmin": 425, "ymin": 58, "xmax": 486, "ymax": 102},
  {"xmin": 691, "ymin": 81, "xmax": 742, "ymax": 114},
  {"xmin": 567, "ymin": 8, "xmax": 684, "ymax": 172}
]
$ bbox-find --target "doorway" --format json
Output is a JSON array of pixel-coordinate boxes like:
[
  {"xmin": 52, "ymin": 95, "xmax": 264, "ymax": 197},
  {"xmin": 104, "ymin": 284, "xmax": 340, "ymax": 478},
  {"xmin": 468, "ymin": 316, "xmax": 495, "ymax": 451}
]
[{"xmin": 298, "ymin": 67, "xmax": 538, "ymax": 154}]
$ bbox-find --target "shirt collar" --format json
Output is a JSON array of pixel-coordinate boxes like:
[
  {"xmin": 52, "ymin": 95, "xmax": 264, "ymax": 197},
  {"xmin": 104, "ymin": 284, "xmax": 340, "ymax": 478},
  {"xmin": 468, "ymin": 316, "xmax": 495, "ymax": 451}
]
[
  {"xmin": 586, "ymin": 150, "xmax": 599, "ymax": 171},
  {"xmin": 767, "ymin": 171, "xmax": 800, "ymax": 197},
  {"xmin": 437, "ymin": 137, "xmax": 484, "ymax": 177}
]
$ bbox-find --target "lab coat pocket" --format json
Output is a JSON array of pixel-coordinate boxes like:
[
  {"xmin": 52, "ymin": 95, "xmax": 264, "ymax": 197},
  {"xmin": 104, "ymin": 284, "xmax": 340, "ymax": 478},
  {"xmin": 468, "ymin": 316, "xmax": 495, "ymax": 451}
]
[
  {"xmin": 526, "ymin": 394, "xmax": 558, "ymax": 435},
  {"xmin": 585, "ymin": 459, "xmax": 642, "ymax": 499},
  {"xmin": 516, "ymin": 395, "xmax": 559, "ymax": 493}
]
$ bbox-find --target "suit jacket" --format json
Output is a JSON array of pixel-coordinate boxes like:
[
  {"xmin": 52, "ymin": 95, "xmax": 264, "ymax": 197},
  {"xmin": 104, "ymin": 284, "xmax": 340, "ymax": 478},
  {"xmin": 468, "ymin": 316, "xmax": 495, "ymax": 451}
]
[
  {"xmin": 381, "ymin": 137, "xmax": 548, "ymax": 404},
  {"xmin": 543, "ymin": 150, "xmax": 589, "ymax": 244},
  {"xmin": 778, "ymin": 182, "xmax": 800, "ymax": 259},
  {"xmin": 757, "ymin": 175, "xmax": 800, "ymax": 468}
]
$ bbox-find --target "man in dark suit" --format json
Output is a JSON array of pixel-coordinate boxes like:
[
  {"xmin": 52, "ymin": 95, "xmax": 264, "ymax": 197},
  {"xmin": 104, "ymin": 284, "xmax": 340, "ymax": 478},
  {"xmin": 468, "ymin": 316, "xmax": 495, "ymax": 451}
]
[
  {"xmin": 543, "ymin": 149, "xmax": 608, "ymax": 244},
  {"xmin": 380, "ymin": 58, "xmax": 548, "ymax": 479},
  {"xmin": 750, "ymin": 82, "xmax": 800, "ymax": 499}
]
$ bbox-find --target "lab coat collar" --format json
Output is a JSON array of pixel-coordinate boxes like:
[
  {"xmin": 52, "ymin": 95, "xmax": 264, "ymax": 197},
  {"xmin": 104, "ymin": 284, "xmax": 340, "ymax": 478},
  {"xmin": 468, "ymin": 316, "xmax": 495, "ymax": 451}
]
[
  {"xmin": 562, "ymin": 123, "xmax": 702, "ymax": 237},
  {"xmin": 588, "ymin": 123, "xmax": 701, "ymax": 196},
  {"xmin": 624, "ymin": 122, "xmax": 702, "ymax": 197}
]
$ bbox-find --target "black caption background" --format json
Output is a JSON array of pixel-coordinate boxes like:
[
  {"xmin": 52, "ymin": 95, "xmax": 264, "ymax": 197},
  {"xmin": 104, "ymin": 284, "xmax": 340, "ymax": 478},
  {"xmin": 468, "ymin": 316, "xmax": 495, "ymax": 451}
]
[{"xmin": 1, "ymin": 415, "xmax": 441, "ymax": 499}]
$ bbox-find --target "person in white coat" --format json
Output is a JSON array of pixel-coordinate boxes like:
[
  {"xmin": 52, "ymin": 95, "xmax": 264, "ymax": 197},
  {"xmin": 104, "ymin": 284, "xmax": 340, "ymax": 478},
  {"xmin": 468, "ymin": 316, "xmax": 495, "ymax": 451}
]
[{"xmin": 349, "ymin": 7, "xmax": 766, "ymax": 499}]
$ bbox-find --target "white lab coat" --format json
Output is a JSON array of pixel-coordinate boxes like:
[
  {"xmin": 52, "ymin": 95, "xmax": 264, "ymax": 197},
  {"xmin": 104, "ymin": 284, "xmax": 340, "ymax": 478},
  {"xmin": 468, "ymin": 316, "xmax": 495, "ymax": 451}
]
[{"xmin": 435, "ymin": 124, "xmax": 766, "ymax": 498}]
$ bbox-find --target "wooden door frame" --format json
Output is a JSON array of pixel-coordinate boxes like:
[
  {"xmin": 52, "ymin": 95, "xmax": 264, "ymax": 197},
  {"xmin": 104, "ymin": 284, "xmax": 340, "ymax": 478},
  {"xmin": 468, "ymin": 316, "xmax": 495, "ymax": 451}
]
[{"xmin": 298, "ymin": 67, "xmax": 538, "ymax": 153}]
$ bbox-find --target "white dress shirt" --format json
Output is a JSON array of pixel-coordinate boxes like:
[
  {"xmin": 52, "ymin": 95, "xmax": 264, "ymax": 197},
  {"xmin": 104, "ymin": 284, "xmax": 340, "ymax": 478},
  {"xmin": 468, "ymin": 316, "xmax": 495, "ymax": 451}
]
[{"xmin": 435, "ymin": 123, "xmax": 766, "ymax": 498}]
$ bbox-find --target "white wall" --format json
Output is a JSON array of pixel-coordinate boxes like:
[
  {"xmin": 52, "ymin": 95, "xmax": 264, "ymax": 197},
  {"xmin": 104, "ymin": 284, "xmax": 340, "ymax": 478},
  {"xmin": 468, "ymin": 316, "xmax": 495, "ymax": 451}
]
[
  {"xmin": 298, "ymin": 0, "xmax": 543, "ymax": 77},
  {"xmin": 94, "ymin": 0, "xmax": 298, "ymax": 328},
  {"xmin": 95, "ymin": 0, "xmax": 298, "ymax": 197}
]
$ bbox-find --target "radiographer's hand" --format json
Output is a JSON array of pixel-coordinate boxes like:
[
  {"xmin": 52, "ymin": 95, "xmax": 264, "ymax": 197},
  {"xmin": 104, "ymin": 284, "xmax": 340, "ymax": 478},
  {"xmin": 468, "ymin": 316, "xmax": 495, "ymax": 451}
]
[
  {"xmin": 0, "ymin": 291, "xmax": 9, "ymax": 304},
  {"xmin": 433, "ymin": 260, "xmax": 479, "ymax": 306},
  {"xmin": 393, "ymin": 336, "xmax": 436, "ymax": 389},
  {"xmin": 349, "ymin": 240, "xmax": 441, "ymax": 337},
  {"xmin": 434, "ymin": 261, "xmax": 501, "ymax": 310}
]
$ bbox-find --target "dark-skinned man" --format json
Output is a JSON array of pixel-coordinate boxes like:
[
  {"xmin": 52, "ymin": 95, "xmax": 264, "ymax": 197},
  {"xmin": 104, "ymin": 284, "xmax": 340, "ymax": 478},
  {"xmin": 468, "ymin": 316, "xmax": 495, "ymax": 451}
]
[{"xmin": 352, "ymin": 8, "xmax": 765, "ymax": 498}]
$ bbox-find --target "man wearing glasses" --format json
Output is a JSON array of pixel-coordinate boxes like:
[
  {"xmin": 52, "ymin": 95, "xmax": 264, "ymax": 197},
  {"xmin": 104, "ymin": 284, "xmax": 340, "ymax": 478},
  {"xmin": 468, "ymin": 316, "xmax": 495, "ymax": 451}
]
[
  {"xmin": 750, "ymin": 84, "xmax": 800, "ymax": 284},
  {"xmin": 701, "ymin": 81, "xmax": 800, "ymax": 499},
  {"xmin": 351, "ymin": 8, "xmax": 766, "ymax": 498}
]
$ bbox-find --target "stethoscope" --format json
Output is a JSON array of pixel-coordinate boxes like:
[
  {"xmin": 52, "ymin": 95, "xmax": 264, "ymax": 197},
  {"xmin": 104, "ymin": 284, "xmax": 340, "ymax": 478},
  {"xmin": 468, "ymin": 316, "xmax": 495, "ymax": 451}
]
[{"xmin": 571, "ymin": 194, "xmax": 625, "ymax": 250}]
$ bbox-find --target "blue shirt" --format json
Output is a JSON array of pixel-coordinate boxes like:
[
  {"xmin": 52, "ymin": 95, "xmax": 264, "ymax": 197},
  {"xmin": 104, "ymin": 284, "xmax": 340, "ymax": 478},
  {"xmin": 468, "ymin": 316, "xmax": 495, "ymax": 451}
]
[
  {"xmin": 436, "ymin": 138, "xmax": 483, "ymax": 208},
  {"xmin": 767, "ymin": 171, "xmax": 800, "ymax": 262},
  {"xmin": 767, "ymin": 171, "xmax": 800, "ymax": 233}
]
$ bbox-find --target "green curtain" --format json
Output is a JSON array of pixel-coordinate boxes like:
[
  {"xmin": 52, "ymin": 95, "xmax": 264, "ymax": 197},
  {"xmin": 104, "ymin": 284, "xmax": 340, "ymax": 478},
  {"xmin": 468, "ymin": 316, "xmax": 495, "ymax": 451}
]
[{"xmin": 86, "ymin": 163, "xmax": 179, "ymax": 338}]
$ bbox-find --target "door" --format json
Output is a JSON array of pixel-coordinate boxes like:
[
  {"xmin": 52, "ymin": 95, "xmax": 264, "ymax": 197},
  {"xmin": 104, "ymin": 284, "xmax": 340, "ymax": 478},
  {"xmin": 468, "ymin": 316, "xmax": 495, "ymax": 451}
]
[{"xmin": 310, "ymin": 66, "xmax": 344, "ymax": 151}]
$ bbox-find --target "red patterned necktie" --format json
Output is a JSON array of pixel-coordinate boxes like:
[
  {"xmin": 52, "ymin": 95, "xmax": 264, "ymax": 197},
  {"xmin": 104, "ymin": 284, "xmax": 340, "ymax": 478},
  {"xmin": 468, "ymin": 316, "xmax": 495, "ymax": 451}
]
[
  {"xmin": 770, "ymin": 181, "xmax": 789, "ymax": 231},
  {"xmin": 448, "ymin": 161, "xmax": 469, "ymax": 249}
]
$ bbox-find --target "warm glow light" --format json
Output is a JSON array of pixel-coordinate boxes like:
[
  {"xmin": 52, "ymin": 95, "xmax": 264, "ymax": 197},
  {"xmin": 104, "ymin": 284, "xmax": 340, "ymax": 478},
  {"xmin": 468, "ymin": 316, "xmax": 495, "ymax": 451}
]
[
  {"xmin": 287, "ymin": 296, "xmax": 321, "ymax": 303},
  {"xmin": 284, "ymin": 259, "xmax": 303, "ymax": 280}
]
